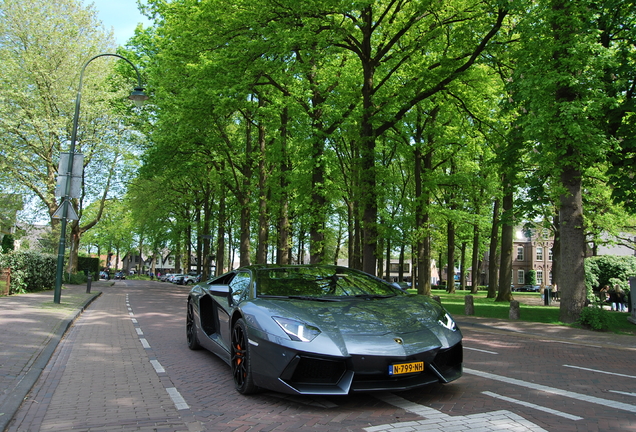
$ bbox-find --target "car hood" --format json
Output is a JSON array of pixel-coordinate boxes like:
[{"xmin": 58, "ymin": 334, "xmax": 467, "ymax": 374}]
[{"xmin": 249, "ymin": 294, "xmax": 458, "ymax": 357}]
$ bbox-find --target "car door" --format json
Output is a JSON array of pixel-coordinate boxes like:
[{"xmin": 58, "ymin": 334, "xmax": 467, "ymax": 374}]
[{"xmin": 216, "ymin": 271, "xmax": 251, "ymax": 344}]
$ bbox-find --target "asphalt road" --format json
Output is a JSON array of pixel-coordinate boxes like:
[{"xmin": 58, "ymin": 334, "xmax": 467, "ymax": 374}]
[{"xmin": 9, "ymin": 279, "xmax": 636, "ymax": 431}]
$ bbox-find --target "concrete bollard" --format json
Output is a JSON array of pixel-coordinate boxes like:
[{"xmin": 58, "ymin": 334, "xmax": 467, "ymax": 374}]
[
  {"xmin": 509, "ymin": 300, "xmax": 520, "ymax": 320},
  {"xmin": 465, "ymin": 295, "xmax": 474, "ymax": 315},
  {"xmin": 86, "ymin": 273, "xmax": 92, "ymax": 294}
]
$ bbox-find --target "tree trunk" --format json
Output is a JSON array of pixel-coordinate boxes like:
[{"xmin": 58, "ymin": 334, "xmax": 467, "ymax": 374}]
[
  {"xmin": 277, "ymin": 107, "xmax": 291, "ymax": 265},
  {"xmin": 239, "ymin": 196, "xmax": 251, "ymax": 267},
  {"xmin": 414, "ymin": 110, "xmax": 435, "ymax": 295},
  {"xmin": 460, "ymin": 242, "xmax": 467, "ymax": 290},
  {"xmin": 257, "ymin": 119, "xmax": 268, "ymax": 265},
  {"xmin": 471, "ymin": 224, "xmax": 480, "ymax": 294},
  {"xmin": 487, "ymin": 199, "xmax": 500, "ymax": 298},
  {"xmin": 496, "ymin": 190, "xmax": 514, "ymax": 302},
  {"xmin": 309, "ymin": 137, "xmax": 327, "ymax": 264},
  {"xmin": 215, "ymin": 189, "xmax": 226, "ymax": 276},
  {"xmin": 558, "ymin": 166, "xmax": 587, "ymax": 323},
  {"xmin": 447, "ymin": 221, "xmax": 456, "ymax": 293}
]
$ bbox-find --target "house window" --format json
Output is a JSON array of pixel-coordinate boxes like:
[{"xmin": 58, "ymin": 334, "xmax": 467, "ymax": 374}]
[
  {"xmin": 389, "ymin": 263, "xmax": 410, "ymax": 273},
  {"xmin": 536, "ymin": 247, "xmax": 543, "ymax": 261},
  {"xmin": 516, "ymin": 247, "xmax": 524, "ymax": 261},
  {"xmin": 536, "ymin": 270, "xmax": 543, "ymax": 285},
  {"xmin": 517, "ymin": 270, "xmax": 525, "ymax": 284},
  {"xmin": 549, "ymin": 248, "xmax": 553, "ymax": 261}
]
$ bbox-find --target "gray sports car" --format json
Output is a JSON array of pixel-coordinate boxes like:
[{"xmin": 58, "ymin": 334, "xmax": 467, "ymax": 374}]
[{"xmin": 186, "ymin": 264, "xmax": 462, "ymax": 395}]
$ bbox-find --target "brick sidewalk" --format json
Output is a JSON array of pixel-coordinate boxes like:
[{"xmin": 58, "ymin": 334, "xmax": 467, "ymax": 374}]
[
  {"xmin": 0, "ymin": 284, "xmax": 101, "ymax": 432},
  {"xmin": 5, "ymin": 289, "xmax": 192, "ymax": 432}
]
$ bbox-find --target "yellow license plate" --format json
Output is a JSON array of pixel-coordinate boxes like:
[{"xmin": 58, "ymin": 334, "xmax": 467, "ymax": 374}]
[{"xmin": 388, "ymin": 361, "xmax": 424, "ymax": 376}]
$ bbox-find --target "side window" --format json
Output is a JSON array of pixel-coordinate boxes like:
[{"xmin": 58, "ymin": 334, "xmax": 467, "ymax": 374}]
[{"xmin": 230, "ymin": 272, "xmax": 251, "ymax": 304}]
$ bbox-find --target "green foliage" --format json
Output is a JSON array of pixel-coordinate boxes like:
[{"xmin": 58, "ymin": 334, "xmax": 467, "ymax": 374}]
[
  {"xmin": 77, "ymin": 256, "xmax": 100, "ymax": 280},
  {"xmin": 585, "ymin": 255, "xmax": 636, "ymax": 297},
  {"xmin": 525, "ymin": 269, "xmax": 537, "ymax": 285},
  {"xmin": 1, "ymin": 234, "xmax": 14, "ymax": 253},
  {"xmin": 577, "ymin": 304, "xmax": 617, "ymax": 331},
  {"xmin": 0, "ymin": 251, "xmax": 56, "ymax": 294},
  {"xmin": 65, "ymin": 272, "xmax": 88, "ymax": 285}
]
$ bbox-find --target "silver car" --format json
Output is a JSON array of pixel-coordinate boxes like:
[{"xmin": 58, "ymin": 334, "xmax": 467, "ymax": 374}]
[{"xmin": 186, "ymin": 264, "xmax": 463, "ymax": 395}]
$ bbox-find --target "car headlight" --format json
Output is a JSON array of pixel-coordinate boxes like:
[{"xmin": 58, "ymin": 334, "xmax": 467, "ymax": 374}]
[
  {"xmin": 438, "ymin": 312, "xmax": 457, "ymax": 331},
  {"xmin": 273, "ymin": 317, "xmax": 321, "ymax": 342}
]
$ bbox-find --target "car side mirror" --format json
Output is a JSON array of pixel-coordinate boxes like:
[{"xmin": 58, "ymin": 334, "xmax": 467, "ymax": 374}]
[{"xmin": 208, "ymin": 284, "xmax": 231, "ymax": 300}]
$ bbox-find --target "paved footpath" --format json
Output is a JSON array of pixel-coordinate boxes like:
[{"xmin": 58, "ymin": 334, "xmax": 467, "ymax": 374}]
[
  {"xmin": 1, "ymin": 282, "xmax": 636, "ymax": 432},
  {"xmin": 0, "ymin": 283, "xmax": 102, "ymax": 432}
]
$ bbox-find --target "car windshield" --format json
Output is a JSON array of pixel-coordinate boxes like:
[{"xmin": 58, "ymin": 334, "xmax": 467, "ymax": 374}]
[{"xmin": 255, "ymin": 266, "xmax": 404, "ymax": 299}]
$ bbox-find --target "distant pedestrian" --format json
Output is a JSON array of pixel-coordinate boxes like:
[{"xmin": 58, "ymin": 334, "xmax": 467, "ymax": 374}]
[{"xmin": 614, "ymin": 286, "xmax": 627, "ymax": 312}]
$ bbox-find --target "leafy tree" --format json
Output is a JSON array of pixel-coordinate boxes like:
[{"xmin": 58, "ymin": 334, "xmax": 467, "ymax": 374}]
[
  {"xmin": 0, "ymin": 0, "xmax": 146, "ymax": 274},
  {"xmin": 511, "ymin": 0, "xmax": 635, "ymax": 322}
]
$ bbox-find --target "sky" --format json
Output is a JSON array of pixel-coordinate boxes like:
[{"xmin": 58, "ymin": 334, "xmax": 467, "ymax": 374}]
[{"xmin": 85, "ymin": 0, "xmax": 152, "ymax": 46}]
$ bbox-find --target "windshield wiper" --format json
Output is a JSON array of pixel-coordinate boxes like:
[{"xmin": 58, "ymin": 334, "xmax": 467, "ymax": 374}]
[
  {"xmin": 258, "ymin": 295, "xmax": 341, "ymax": 302},
  {"xmin": 353, "ymin": 294, "xmax": 396, "ymax": 300}
]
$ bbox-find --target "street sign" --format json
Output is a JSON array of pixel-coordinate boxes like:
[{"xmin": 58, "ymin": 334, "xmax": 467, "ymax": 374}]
[
  {"xmin": 55, "ymin": 152, "xmax": 84, "ymax": 198},
  {"xmin": 52, "ymin": 200, "xmax": 79, "ymax": 221}
]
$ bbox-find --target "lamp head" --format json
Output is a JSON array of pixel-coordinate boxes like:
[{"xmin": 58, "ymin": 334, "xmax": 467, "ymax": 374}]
[{"xmin": 128, "ymin": 87, "xmax": 149, "ymax": 107}]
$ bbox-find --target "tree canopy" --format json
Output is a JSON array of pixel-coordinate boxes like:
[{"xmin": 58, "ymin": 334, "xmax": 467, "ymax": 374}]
[{"xmin": 4, "ymin": 0, "xmax": 636, "ymax": 323}]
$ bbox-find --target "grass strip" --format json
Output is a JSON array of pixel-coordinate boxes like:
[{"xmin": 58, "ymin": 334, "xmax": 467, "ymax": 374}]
[{"xmin": 411, "ymin": 289, "xmax": 636, "ymax": 335}]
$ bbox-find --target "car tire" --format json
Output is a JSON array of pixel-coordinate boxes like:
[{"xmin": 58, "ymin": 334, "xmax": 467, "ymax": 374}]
[
  {"xmin": 231, "ymin": 318, "xmax": 258, "ymax": 394},
  {"xmin": 186, "ymin": 301, "xmax": 202, "ymax": 350}
]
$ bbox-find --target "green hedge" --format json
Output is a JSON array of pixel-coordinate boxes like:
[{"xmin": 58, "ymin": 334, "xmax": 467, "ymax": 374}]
[
  {"xmin": 585, "ymin": 255, "xmax": 636, "ymax": 297},
  {"xmin": 0, "ymin": 251, "xmax": 56, "ymax": 294},
  {"xmin": 77, "ymin": 256, "xmax": 99, "ymax": 279}
]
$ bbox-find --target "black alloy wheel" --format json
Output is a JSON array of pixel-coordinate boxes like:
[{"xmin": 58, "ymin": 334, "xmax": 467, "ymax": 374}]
[
  {"xmin": 231, "ymin": 318, "xmax": 257, "ymax": 394},
  {"xmin": 186, "ymin": 301, "xmax": 201, "ymax": 350}
]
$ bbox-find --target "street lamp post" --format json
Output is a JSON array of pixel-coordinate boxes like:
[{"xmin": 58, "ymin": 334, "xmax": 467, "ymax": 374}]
[{"xmin": 54, "ymin": 53, "xmax": 148, "ymax": 304}]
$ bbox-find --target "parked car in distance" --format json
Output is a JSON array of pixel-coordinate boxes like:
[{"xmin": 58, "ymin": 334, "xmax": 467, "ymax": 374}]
[
  {"xmin": 172, "ymin": 274, "xmax": 186, "ymax": 285},
  {"xmin": 183, "ymin": 274, "xmax": 200, "ymax": 285},
  {"xmin": 114, "ymin": 271, "xmax": 126, "ymax": 280},
  {"xmin": 99, "ymin": 271, "xmax": 109, "ymax": 280},
  {"xmin": 513, "ymin": 285, "xmax": 540, "ymax": 292}
]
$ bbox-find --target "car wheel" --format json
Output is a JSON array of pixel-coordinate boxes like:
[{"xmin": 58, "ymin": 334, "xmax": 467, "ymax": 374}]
[
  {"xmin": 231, "ymin": 318, "xmax": 257, "ymax": 394},
  {"xmin": 186, "ymin": 301, "xmax": 202, "ymax": 350}
]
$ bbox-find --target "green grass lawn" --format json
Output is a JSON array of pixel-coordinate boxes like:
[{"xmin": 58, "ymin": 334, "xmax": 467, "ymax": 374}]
[{"xmin": 409, "ymin": 289, "xmax": 636, "ymax": 335}]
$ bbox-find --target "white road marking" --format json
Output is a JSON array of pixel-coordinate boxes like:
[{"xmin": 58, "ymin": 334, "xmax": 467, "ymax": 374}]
[
  {"xmin": 166, "ymin": 387, "xmax": 189, "ymax": 410},
  {"xmin": 465, "ymin": 346, "xmax": 499, "ymax": 355},
  {"xmin": 367, "ymin": 393, "xmax": 548, "ymax": 432},
  {"xmin": 139, "ymin": 338, "xmax": 151, "ymax": 349},
  {"xmin": 135, "ymin": 327, "xmax": 144, "ymax": 335},
  {"xmin": 609, "ymin": 390, "xmax": 636, "ymax": 397},
  {"xmin": 465, "ymin": 368, "xmax": 636, "ymax": 413},
  {"xmin": 150, "ymin": 359, "xmax": 165, "ymax": 374},
  {"xmin": 563, "ymin": 364, "xmax": 636, "ymax": 379},
  {"xmin": 482, "ymin": 391, "xmax": 583, "ymax": 421}
]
